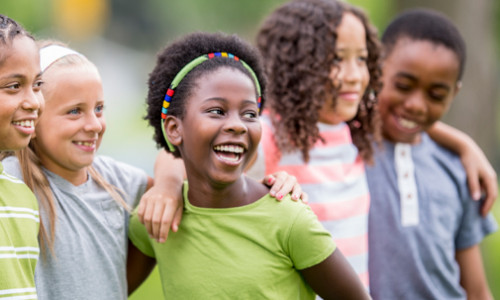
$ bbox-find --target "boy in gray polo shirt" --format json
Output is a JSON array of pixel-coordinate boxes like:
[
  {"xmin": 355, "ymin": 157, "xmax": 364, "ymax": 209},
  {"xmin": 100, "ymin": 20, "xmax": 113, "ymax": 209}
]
[{"xmin": 367, "ymin": 8, "xmax": 497, "ymax": 300}]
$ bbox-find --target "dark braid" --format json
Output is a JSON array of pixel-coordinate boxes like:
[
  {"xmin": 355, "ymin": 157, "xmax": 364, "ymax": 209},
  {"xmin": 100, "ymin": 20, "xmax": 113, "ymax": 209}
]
[{"xmin": 0, "ymin": 14, "xmax": 31, "ymax": 45}]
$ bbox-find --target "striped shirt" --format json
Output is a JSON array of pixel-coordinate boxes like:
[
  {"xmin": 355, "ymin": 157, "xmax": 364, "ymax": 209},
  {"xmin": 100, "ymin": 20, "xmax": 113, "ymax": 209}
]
[
  {"xmin": 0, "ymin": 161, "xmax": 39, "ymax": 300},
  {"xmin": 247, "ymin": 115, "xmax": 370, "ymax": 288}
]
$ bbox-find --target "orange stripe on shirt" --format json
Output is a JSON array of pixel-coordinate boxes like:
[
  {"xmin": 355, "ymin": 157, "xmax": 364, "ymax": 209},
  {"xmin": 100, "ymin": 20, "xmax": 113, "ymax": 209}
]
[
  {"xmin": 334, "ymin": 233, "xmax": 368, "ymax": 256},
  {"xmin": 271, "ymin": 161, "xmax": 366, "ymax": 185},
  {"xmin": 308, "ymin": 193, "xmax": 370, "ymax": 221}
]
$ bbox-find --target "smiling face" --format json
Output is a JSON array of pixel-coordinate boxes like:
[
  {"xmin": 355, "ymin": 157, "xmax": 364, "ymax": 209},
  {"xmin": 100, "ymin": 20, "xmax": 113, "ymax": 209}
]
[
  {"xmin": 379, "ymin": 38, "xmax": 461, "ymax": 144},
  {"xmin": 320, "ymin": 12, "xmax": 370, "ymax": 124},
  {"xmin": 33, "ymin": 62, "xmax": 105, "ymax": 184},
  {"xmin": 0, "ymin": 36, "xmax": 43, "ymax": 151},
  {"xmin": 172, "ymin": 67, "xmax": 261, "ymax": 187}
]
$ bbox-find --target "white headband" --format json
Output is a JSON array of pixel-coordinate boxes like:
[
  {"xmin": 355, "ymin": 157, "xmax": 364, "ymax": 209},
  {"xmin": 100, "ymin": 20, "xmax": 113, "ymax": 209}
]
[{"xmin": 40, "ymin": 44, "xmax": 85, "ymax": 72}]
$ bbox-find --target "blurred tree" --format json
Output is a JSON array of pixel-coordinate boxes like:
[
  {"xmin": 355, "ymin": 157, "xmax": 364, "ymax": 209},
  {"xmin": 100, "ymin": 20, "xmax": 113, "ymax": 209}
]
[
  {"xmin": 395, "ymin": 0, "xmax": 500, "ymax": 169},
  {"xmin": 52, "ymin": 0, "xmax": 109, "ymax": 40}
]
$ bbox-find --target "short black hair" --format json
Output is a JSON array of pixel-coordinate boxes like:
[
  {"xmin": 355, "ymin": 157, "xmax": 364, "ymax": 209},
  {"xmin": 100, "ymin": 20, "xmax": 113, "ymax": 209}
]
[
  {"xmin": 382, "ymin": 8, "xmax": 466, "ymax": 80},
  {"xmin": 145, "ymin": 32, "xmax": 266, "ymax": 154}
]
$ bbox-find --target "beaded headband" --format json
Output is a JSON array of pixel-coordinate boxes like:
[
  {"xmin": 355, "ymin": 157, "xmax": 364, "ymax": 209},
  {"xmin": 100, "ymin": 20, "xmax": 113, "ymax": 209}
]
[
  {"xmin": 160, "ymin": 52, "xmax": 262, "ymax": 152},
  {"xmin": 40, "ymin": 44, "xmax": 84, "ymax": 72}
]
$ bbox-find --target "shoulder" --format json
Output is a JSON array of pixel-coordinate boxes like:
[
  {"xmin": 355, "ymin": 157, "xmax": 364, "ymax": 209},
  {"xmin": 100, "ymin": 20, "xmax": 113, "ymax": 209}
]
[
  {"xmin": 1, "ymin": 156, "xmax": 23, "ymax": 180},
  {"xmin": 93, "ymin": 155, "xmax": 148, "ymax": 181}
]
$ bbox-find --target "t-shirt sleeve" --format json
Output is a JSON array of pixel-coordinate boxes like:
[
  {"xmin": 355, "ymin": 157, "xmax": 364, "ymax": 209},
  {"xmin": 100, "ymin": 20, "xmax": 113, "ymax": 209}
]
[
  {"xmin": 128, "ymin": 210, "xmax": 156, "ymax": 258},
  {"xmin": 455, "ymin": 196, "xmax": 498, "ymax": 250},
  {"xmin": 288, "ymin": 205, "xmax": 336, "ymax": 270}
]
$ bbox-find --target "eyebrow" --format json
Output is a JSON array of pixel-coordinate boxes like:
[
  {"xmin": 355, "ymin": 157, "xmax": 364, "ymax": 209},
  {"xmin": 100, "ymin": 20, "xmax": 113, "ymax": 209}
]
[
  {"xmin": 204, "ymin": 97, "xmax": 258, "ymax": 105},
  {"xmin": 395, "ymin": 72, "xmax": 451, "ymax": 91}
]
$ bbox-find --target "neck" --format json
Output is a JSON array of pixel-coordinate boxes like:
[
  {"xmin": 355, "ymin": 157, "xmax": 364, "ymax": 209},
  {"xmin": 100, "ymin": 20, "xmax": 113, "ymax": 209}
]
[{"xmin": 187, "ymin": 175, "xmax": 254, "ymax": 208}]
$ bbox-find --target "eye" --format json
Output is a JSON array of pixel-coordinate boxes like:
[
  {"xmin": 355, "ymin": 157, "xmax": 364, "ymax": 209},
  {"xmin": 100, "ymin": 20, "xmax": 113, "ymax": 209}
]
[
  {"xmin": 6, "ymin": 83, "xmax": 21, "ymax": 90},
  {"xmin": 242, "ymin": 110, "xmax": 258, "ymax": 119},
  {"xmin": 357, "ymin": 55, "xmax": 368, "ymax": 63},
  {"xmin": 428, "ymin": 90, "xmax": 447, "ymax": 102},
  {"xmin": 68, "ymin": 108, "xmax": 81, "ymax": 115},
  {"xmin": 95, "ymin": 104, "xmax": 104, "ymax": 114},
  {"xmin": 394, "ymin": 81, "xmax": 411, "ymax": 92},
  {"xmin": 33, "ymin": 80, "xmax": 44, "ymax": 91},
  {"xmin": 207, "ymin": 108, "xmax": 224, "ymax": 116}
]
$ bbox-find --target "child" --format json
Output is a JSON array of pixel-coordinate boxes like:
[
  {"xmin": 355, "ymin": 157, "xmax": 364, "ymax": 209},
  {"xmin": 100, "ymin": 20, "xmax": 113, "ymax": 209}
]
[
  {"xmin": 367, "ymin": 9, "xmax": 497, "ymax": 299},
  {"xmin": 246, "ymin": 0, "xmax": 382, "ymax": 287},
  {"xmin": 128, "ymin": 31, "xmax": 370, "ymax": 299},
  {"xmin": 0, "ymin": 14, "xmax": 42, "ymax": 299}
]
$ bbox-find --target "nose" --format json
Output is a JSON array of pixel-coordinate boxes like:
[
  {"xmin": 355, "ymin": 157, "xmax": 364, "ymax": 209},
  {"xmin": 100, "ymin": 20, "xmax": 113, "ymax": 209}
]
[
  {"xmin": 340, "ymin": 59, "xmax": 364, "ymax": 85},
  {"xmin": 84, "ymin": 112, "xmax": 104, "ymax": 133},
  {"xmin": 21, "ymin": 88, "xmax": 42, "ymax": 112},
  {"xmin": 404, "ymin": 92, "xmax": 427, "ymax": 116},
  {"xmin": 223, "ymin": 112, "xmax": 247, "ymax": 135}
]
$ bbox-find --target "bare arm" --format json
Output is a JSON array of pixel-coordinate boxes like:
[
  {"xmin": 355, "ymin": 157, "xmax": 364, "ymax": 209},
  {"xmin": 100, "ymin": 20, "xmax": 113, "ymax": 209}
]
[
  {"xmin": 428, "ymin": 122, "xmax": 497, "ymax": 216},
  {"xmin": 300, "ymin": 249, "xmax": 371, "ymax": 300},
  {"xmin": 456, "ymin": 245, "xmax": 493, "ymax": 300},
  {"xmin": 137, "ymin": 150, "xmax": 185, "ymax": 242},
  {"xmin": 126, "ymin": 240, "xmax": 157, "ymax": 295}
]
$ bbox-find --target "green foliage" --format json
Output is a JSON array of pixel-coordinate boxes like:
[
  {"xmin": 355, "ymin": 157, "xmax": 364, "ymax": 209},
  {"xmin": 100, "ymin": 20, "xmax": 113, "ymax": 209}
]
[{"xmin": 0, "ymin": 0, "xmax": 51, "ymax": 33}]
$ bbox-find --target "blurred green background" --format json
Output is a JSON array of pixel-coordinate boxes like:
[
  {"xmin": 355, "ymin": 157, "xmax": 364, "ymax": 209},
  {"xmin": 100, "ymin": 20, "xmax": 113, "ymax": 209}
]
[{"xmin": 2, "ymin": 0, "xmax": 498, "ymax": 298}]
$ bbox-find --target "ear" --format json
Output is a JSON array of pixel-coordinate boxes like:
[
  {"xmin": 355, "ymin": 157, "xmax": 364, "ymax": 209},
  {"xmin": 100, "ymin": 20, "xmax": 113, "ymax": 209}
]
[
  {"xmin": 453, "ymin": 81, "xmax": 462, "ymax": 97},
  {"xmin": 164, "ymin": 115, "xmax": 183, "ymax": 147}
]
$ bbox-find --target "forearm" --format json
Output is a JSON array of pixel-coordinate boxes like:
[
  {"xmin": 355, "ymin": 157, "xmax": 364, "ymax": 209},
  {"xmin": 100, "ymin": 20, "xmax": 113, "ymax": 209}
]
[{"xmin": 126, "ymin": 240, "xmax": 156, "ymax": 295}]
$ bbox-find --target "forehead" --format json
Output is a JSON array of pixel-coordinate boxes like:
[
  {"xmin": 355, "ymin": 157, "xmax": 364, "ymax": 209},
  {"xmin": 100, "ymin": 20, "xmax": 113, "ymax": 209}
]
[
  {"xmin": 0, "ymin": 36, "xmax": 39, "ymax": 74},
  {"xmin": 384, "ymin": 38, "xmax": 460, "ymax": 83},
  {"xmin": 336, "ymin": 12, "xmax": 367, "ymax": 49}
]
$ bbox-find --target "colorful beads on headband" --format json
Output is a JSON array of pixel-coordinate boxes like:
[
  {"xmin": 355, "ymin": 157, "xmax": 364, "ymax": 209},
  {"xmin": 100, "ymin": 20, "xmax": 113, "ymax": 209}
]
[{"xmin": 160, "ymin": 52, "xmax": 261, "ymax": 120}]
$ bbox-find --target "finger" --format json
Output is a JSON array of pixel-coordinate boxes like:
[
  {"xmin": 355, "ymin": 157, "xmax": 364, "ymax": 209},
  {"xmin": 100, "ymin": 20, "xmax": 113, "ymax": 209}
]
[
  {"xmin": 143, "ymin": 199, "xmax": 157, "ymax": 239},
  {"xmin": 171, "ymin": 206, "xmax": 184, "ymax": 233},
  {"xmin": 465, "ymin": 168, "xmax": 481, "ymax": 201},
  {"xmin": 137, "ymin": 197, "xmax": 147, "ymax": 224},
  {"xmin": 269, "ymin": 173, "xmax": 287, "ymax": 200},
  {"xmin": 480, "ymin": 176, "xmax": 498, "ymax": 217},
  {"xmin": 301, "ymin": 192, "xmax": 309, "ymax": 204},
  {"xmin": 290, "ymin": 183, "xmax": 303, "ymax": 202},
  {"xmin": 262, "ymin": 175, "xmax": 277, "ymax": 197},
  {"xmin": 157, "ymin": 203, "xmax": 175, "ymax": 243},
  {"xmin": 151, "ymin": 201, "xmax": 167, "ymax": 241}
]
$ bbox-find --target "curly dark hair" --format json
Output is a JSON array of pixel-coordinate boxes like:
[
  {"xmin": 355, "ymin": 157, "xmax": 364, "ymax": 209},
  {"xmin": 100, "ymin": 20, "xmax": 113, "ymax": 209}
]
[
  {"xmin": 145, "ymin": 32, "xmax": 266, "ymax": 157},
  {"xmin": 256, "ymin": 0, "xmax": 381, "ymax": 163}
]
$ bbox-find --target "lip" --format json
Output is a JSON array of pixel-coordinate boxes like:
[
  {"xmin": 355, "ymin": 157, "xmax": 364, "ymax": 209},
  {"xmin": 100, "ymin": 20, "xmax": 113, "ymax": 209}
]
[
  {"xmin": 12, "ymin": 117, "xmax": 37, "ymax": 136},
  {"xmin": 73, "ymin": 139, "xmax": 98, "ymax": 152},
  {"xmin": 337, "ymin": 91, "xmax": 360, "ymax": 102},
  {"xmin": 392, "ymin": 114, "xmax": 421, "ymax": 133},
  {"xmin": 213, "ymin": 142, "xmax": 247, "ymax": 167}
]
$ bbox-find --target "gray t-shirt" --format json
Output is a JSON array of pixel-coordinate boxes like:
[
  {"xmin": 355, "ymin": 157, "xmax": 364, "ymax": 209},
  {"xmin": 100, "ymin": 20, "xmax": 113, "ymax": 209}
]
[
  {"xmin": 3, "ymin": 155, "xmax": 149, "ymax": 300},
  {"xmin": 366, "ymin": 133, "xmax": 497, "ymax": 300}
]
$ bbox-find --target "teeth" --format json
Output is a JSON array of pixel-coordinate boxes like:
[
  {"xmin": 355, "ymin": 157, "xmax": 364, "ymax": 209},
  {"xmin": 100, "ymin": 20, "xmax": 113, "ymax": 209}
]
[
  {"xmin": 75, "ymin": 141, "xmax": 94, "ymax": 147},
  {"xmin": 213, "ymin": 145, "xmax": 244, "ymax": 153},
  {"xmin": 13, "ymin": 120, "xmax": 34, "ymax": 128},
  {"xmin": 399, "ymin": 118, "xmax": 417, "ymax": 129}
]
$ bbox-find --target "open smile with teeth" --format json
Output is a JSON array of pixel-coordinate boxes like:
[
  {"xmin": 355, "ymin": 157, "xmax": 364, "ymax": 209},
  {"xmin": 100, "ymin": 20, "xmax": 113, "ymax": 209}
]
[
  {"xmin": 74, "ymin": 141, "xmax": 95, "ymax": 147},
  {"xmin": 398, "ymin": 117, "xmax": 418, "ymax": 130},
  {"xmin": 213, "ymin": 144, "xmax": 245, "ymax": 163},
  {"xmin": 12, "ymin": 120, "xmax": 35, "ymax": 128}
]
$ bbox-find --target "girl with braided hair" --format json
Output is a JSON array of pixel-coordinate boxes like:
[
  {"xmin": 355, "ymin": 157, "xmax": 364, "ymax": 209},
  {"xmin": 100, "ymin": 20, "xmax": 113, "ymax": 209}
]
[{"xmin": 0, "ymin": 14, "xmax": 42, "ymax": 299}]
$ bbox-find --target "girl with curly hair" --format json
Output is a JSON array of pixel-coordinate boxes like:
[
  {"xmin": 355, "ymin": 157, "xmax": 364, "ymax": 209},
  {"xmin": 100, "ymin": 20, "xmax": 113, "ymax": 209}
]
[
  {"xmin": 130, "ymin": 31, "xmax": 370, "ymax": 299},
  {"xmin": 246, "ymin": 0, "xmax": 381, "ymax": 288}
]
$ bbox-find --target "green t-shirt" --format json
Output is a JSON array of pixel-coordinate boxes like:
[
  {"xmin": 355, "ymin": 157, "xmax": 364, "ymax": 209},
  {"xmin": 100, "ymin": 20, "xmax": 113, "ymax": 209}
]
[
  {"xmin": 0, "ymin": 162, "xmax": 39, "ymax": 299},
  {"xmin": 129, "ymin": 182, "xmax": 336, "ymax": 299}
]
